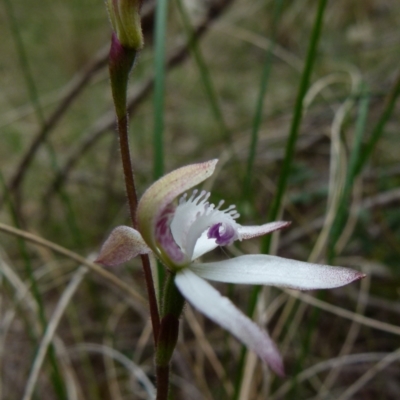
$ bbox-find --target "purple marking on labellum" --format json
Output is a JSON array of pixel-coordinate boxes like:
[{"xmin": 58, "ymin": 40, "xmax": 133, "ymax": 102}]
[
  {"xmin": 155, "ymin": 205, "xmax": 185, "ymax": 264},
  {"xmin": 208, "ymin": 223, "xmax": 237, "ymax": 246}
]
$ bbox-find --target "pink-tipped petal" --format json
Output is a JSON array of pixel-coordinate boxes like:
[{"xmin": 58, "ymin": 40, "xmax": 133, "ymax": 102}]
[
  {"xmin": 238, "ymin": 221, "xmax": 291, "ymax": 240},
  {"xmin": 175, "ymin": 269, "xmax": 284, "ymax": 376},
  {"xmin": 96, "ymin": 226, "xmax": 150, "ymax": 267},
  {"xmin": 137, "ymin": 160, "xmax": 218, "ymax": 251},
  {"xmin": 191, "ymin": 255, "xmax": 365, "ymax": 290}
]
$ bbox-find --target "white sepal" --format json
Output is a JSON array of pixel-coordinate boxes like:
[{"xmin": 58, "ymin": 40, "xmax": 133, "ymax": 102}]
[
  {"xmin": 175, "ymin": 269, "xmax": 284, "ymax": 376},
  {"xmin": 96, "ymin": 226, "xmax": 150, "ymax": 267},
  {"xmin": 190, "ymin": 254, "xmax": 365, "ymax": 290}
]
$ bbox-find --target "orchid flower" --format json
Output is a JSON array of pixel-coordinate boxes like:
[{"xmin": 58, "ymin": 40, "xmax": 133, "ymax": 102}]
[{"xmin": 97, "ymin": 159, "xmax": 365, "ymax": 375}]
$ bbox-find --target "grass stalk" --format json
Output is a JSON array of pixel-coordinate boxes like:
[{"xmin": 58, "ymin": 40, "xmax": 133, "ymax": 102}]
[
  {"xmin": 4, "ymin": 0, "xmax": 84, "ymax": 248},
  {"xmin": 22, "ymin": 266, "xmax": 88, "ymax": 400},
  {"xmin": 175, "ymin": 0, "xmax": 231, "ymax": 144},
  {"xmin": 327, "ymin": 84, "xmax": 370, "ymax": 261},
  {"xmin": 153, "ymin": 0, "xmax": 169, "ymax": 290},
  {"xmin": 264, "ymin": 0, "xmax": 328, "ymax": 235},
  {"xmin": 0, "ymin": 173, "xmax": 67, "ymax": 399},
  {"xmin": 153, "ymin": 0, "xmax": 168, "ymax": 180},
  {"xmin": 242, "ymin": 0, "xmax": 285, "ymax": 204},
  {"xmin": 0, "ymin": 221, "xmax": 146, "ymax": 304},
  {"xmin": 354, "ymin": 70, "xmax": 400, "ymax": 177},
  {"xmin": 3, "ymin": 4, "xmax": 105, "ymax": 394}
]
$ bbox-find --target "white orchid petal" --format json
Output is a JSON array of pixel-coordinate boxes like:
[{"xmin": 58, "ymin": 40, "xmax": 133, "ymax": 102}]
[
  {"xmin": 170, "ymin": 190, "xmax": 213, "ymax": 259},
  {"xmin": 185, "ymin": 208, "xmax": 239, "ymax": 261},
  {"xmin": 137, "ymin": 160, "xmax": 218, "ymax": 252},
  {"xmin": 238, "ymin": 221, "xmax": 291, "ymax": 240},
  {"xmin": 191, "ymin": 255, "xmax": 365, "ymax": 290},
  {"xmin": 170, "ymin": 191, "xmax": 240, "ymax": 261},
  {"xmin": 175, "ymin": 269, "xmax": 284, "ymax": 376},
  {"xmin": 96, "ymin": 226, "xmax": 150, "ymax": 266},
  {"xmin": 191, "ymin": 231, "xmax": 218, "ymax": 260}
]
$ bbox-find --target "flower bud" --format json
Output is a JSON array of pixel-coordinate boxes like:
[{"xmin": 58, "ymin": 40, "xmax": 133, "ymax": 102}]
[{"xmin": 106, "ymin": 0, "xmax": 144, "ymax": 50}]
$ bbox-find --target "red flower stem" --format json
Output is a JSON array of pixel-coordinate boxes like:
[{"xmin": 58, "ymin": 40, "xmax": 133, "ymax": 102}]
[
  {"xmin": 140, "ymin": 253, "xmax": 160, "ymax": 343},
  {"xmin": 117, "ymin": 114, "xmax": 160, "ymax": 343},
  {"xmin": 109, "ymin": 33, "xmax": 162, "ymax": 391}
]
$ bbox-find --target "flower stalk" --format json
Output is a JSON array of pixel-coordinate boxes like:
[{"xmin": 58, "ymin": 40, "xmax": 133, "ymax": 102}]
[
  {"xmin": 157, "ymin": 272, "xmax": 185, "ymax": 366},
  {"xmin": 107, "ymin": 11, "xmax": 160, "ymax": 343},
  {"xmin": 155, "ymin": 272, "xmax": 185, "ymax": 400}
]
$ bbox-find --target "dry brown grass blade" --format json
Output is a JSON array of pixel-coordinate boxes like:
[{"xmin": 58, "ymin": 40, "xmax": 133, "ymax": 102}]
[
  {"xmin": 0, "ymin": 222, "xmax": 145, "ymax": 305},
  {"xmin": 68, "ymin": 343, "xmax": 155, "ymax": 399},
  {"xmin": 317, "ymin": 273, "xmax": 371, "ymax": 396},
  {"xmin": 280, "ymin": 187, "xmax": 400, "ymax": 250},
  {"xmin": 52, "ymin": 338, "xmax": 82, "ymax": 400},
  {"xmin": 22, "ymin": 266, "xmax": 88, "ymax": 400},
  {"xmin": 270, "ymin": 352, "xmax": 392, "ymax": 399},
  {"xmin": 287, "ymin": 289, "xmax": 400, "ymax": 336},
  {"xmin": 103, "ymin": 302, "xmax": 128, "ymax": 400},
  {"xmin": 2, "ymin": 46, "xmax": 108, "ymax": 205},
  {"xmin": 336, "ymin": 347, "xmax": 400, "ymax": 400},
  {"xmin": 184, "ymin": 305, "xmax": 234, "ymax": 396},
  {"xmin": 238, "ymin": 351, "xmax": 261, "ymax": 400}
]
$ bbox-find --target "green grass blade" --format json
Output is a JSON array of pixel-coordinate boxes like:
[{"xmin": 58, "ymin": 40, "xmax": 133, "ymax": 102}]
[
  {"xmin": 4, "ymin": 0, "xmax": 83, "ymax": 248},
  {"xmin": 234, "ymin": 1, "xmax": 328, "ymax": 395},
  {"xmin": 353, "ymin": 71, "xmax": 400, "ymax": 177},
  {"xmin": 264, "ymin": 0, "xmax": 328, "ymax": 235},
  {"xmin": 0, "ymin": 172, "xmax": 67, "ymax": 400},
  {"xmin": 233, "ymin": 0, "xmax": 286, "ymax": 396},
  {"xmin": 255, "ymin": 0, "xmax": 327, "ymax": 327},
  {"xmin": 3, "ymin": 0, "xmax": 45, "ymax": 124},
  {"xmin": 242, "ymin": 0, "xmax": 285, "ymax": 204},
  {"xmin": 328, "ymin": 84, "xmax": 370, "ymax": 261},
  {"xmin": 175, "ymin": 0, "xmax": 231, "ymax": 144},
  {"xmin": 153, "ymin": 0, "xmax": 169, "ymax": 289},
  {"xmin": 153, "ymin": 0, "xmax": 168, "ymax": 180}
]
